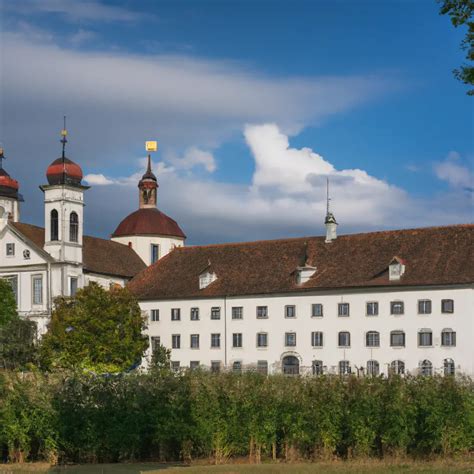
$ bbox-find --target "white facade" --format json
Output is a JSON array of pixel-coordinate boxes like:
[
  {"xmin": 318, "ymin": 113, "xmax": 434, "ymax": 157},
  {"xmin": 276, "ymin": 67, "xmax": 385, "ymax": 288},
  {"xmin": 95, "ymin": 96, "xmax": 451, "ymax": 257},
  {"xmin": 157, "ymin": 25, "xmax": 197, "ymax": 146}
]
[
  {"xmin": 141, "ymin": 285, "xmax": 474, "ymax": 376},
  {"xmin": 112, "ymin": 234, "xmax": 184, "ymax": 266}
]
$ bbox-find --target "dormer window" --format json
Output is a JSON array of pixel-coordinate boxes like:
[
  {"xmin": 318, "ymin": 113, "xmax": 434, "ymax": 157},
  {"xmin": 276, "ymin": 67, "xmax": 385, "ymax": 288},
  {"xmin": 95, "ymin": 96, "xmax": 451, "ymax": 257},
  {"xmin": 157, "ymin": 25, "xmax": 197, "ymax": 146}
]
[
  {"xmin": 296, "ymin": 265, "xmax": 317, "ymax": 285},
  {"xmin": 199, "ymin": 270, "xmax": 217, "ymax": 289},
  {"xmin": 389, "ymin": 257, "xmax": 406, "ymax": 281}
]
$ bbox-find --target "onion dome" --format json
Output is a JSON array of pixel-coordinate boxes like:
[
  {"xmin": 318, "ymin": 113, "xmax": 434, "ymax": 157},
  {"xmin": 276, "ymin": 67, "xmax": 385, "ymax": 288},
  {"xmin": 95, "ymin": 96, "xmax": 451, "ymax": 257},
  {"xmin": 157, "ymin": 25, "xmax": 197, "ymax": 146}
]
[
  {"xmin": 112, "ymin": 208, "xmax": 186, "ymax": 239},
  {"xmin": 46, "ymin": 157, "xmax": 83, "ymax": 186},
  {"xmin": 0, "ymin": 148, "xmax": 21, "ymax": 199}
]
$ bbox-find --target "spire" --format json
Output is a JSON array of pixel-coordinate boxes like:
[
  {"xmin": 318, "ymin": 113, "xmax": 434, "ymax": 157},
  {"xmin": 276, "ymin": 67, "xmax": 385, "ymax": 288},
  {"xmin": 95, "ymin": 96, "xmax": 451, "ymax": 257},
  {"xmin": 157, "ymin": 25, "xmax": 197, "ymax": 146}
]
[
  {"xmin": 324, "ymin": 176, "xmax": 338, "ymax": 243},
  {"xmin": 60, "ymin": 115, "xmax": 68, "ymax": 161},
  {"xmin": 139, "ymin": 141, "xmax": 159, "ymax": 208},
  {"xmin": 0, "ymin": 147, "xmax": 5, "ymax": 170}
]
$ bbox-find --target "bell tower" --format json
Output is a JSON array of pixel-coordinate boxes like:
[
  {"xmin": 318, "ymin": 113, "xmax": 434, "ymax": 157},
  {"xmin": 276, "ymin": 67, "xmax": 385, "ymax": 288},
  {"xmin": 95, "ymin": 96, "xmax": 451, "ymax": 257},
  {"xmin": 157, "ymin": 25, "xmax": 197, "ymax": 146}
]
[
  {"xmin": 0, "ymin": 147, "xmax": 22, "ymax": 229},
  {"xmin": 40, "ymin": 119, "xmax": 89, "ymax": 264}
]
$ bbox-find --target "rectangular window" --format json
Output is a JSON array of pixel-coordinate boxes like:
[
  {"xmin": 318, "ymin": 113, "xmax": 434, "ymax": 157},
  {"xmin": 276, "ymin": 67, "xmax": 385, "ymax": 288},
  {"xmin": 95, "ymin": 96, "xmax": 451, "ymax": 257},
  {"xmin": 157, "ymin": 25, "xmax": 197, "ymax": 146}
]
[
  {"xmin": 190, "ymin": 361, "xmax": 200, "ymax": 370},
  {"xmin": 190, "ymin": 334, "xmax": 200, "ymax": 349},
  {"xmin": 190, "ymin": 307, "xmax": 200, "ymax": 320},
  {"xmin": 366, "ymin": 302, "xmax": 379, "ymax": 316},
  {"xmin": 232, "ymin": 306, "xmax": 243, "ymax": 319},
  {"xmin": 285, "ymin": 305, "xmax": 296, "ymax": 318},
  {"xmin": 311, "ymin": 303, "xmax": 323, "ymax": 317},
  {"xmin": 257, "ymin": 332, "xmax": 268, "ymax": 348},
  {"xmin": 418, "ymin": 331, "xmax": 432, "ymax": 347},
  {"xmin": 391, "ymin": 301, "xmax": 404, "ymax": 315},
  {"xmin": 211, "ymin": 333, "xmax": 221, "ymax": 348},
  {"xmin": 441, "ymin": 299, "xmax": 454, "ymax": 314},
  {"xmin": 32, "ymin": 275, "xmax": 43, "ymax": 305},
  {"xmin": 151, "ymin": 244, "xmax": 160, "ymax": 264},
  {"xmin": 256, "ymin": 306, "xmax": 268, "ymax": 319},
  {"xmin": 390, "ymin": 331, "xmax": 405, "ymax": 347},
  {"xmin": 70, "ymin": 277, "xmax": 78, "ymax": 297},
  {"xmin": 211, "ymin": 361, "xmax": 221, "ymax": 373},
  {"xmin": 257, "ymin": 360, "xmax": 268, "ymax": 375},
  {"xmin": 150, "ymin": 336, "xmax": 161, "ymax": 352},
  {"xmin": 312, "ymin": 360, "xmax": 324, "ymax": 375},
  {"xmin": 6, "ymin": 243, "xmax": 15, "ymax": 256},
  {"xmin": 4, "ymin": 276, "xmax": 18, "ymax": 304},
  {"xmin": 171, "ymin": 308, "xmax": 181, "ymax": 321},
  {"xmin": 211, "ymin": 307, "xmax": 221, "ymax": 320},
  {"xmin": 171, "ymin": 361, "xmax": 180, "ymax": 372},
  {"xmin": 311, "ymin": 331, "xmax": 323, "ymax": 347},
  {"xmin": 418, "ymin": 299, "xmax": 432, "ymax": 314},
  {"xmin": 338, "ymin": 332, "xmax": 350, "ymax": 347},
  {"xmin": 150, "ymin": 309, "xmax": 159, "ymax": 322},
  {"xmin": 233, "ymin": 333, "xmax": 243, "ymax": 348},
  {"xmin": 338, "ymin": 303, "xmax": 350, "ymax": 317},
  {"xmin": 233, "ymin": 361, "xmax": 242, "ymax": 373},
  {"xmin": 285, "ymin": 332, "xmax": 296, "ymax": 347},
  {"xmin": 366, "ymin": 331, "xmax": 380, "ymax": 347},
  {"xmin": 172, "ymin": 334, "xmax": 181, "ymax": 349}
]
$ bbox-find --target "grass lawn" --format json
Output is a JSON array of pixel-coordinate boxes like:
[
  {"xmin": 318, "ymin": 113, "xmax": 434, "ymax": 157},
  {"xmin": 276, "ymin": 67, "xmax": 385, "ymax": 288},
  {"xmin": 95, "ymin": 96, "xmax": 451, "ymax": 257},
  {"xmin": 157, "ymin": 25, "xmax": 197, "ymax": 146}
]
[{"xmin": 1, "ymin": 459, "xmax": 472, "ymax": 474}]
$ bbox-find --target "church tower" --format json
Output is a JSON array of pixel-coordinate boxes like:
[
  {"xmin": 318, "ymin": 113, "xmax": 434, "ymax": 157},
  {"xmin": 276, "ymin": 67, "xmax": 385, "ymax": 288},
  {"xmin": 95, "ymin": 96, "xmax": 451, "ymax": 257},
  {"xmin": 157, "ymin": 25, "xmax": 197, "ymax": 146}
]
[
  {"xmin": 40, "ymin": 120, "xmax": 89, "ymax": 264},
  {"xmin": 0, "ymin": 147, "xmax": 23, "ymax": 228},
  {"xmin": 112, "ymin": 142, "xmax": 185, "ymax": 265}
]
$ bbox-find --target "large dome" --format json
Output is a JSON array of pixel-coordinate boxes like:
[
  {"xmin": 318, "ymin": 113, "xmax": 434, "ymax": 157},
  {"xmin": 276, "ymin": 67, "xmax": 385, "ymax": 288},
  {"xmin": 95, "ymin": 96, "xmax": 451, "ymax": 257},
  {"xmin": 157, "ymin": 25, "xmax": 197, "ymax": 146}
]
[
  {"xmin": 112, "ymin": 208, "xmax": 186, "ymax": 239},
  {"xmin": 46, "ymin": 157, "xmax": 83, "ymax": 186}
]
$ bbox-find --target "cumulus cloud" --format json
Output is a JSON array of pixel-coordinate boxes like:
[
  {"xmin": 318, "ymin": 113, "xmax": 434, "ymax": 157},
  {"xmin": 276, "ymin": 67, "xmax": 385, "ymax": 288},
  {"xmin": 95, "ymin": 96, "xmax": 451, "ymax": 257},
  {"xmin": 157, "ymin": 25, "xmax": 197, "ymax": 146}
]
[
  {"xmin": 83, "ymin": 173, "xmax": 116, "ymax": 185},
  {"xmin": 167, "ymin": 147, "xmax": 217, "ymax": 173},
  {"xmin": 82, "ymin": 124, "xmax": 474, "ymax": 244},
  {"xmin": 434, "ymin": 151, "xmax": 474, "ymax": 191}
]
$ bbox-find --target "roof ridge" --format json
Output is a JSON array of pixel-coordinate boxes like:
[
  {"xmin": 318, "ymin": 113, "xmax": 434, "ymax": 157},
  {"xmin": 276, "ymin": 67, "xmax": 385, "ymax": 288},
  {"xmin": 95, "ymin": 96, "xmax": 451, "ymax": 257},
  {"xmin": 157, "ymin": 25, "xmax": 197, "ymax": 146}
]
[{"xmin": 175, "ymin": 223, "xmax": 474, "ymax": 251}]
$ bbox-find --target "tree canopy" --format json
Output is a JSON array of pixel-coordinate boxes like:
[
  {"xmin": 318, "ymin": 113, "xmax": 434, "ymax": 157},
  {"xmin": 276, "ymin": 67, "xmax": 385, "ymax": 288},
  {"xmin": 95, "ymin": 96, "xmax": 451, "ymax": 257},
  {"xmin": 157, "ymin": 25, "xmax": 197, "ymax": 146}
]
[
  {"xmin": 39, "ymin": 282, "xmax": 148, "ymax": 373},
  {"xmin": 439, "ymin": 0, "xmax": 474, "ymax": 94},
  {"xmin": 0, "ymin": 279, "xmax": 37, "ymax": 370}
]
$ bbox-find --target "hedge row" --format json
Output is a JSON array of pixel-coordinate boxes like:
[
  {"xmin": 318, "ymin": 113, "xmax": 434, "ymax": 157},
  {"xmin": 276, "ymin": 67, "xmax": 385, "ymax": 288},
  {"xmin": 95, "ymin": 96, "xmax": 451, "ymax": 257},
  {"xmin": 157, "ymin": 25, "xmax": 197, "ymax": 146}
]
[{"xmin": 0, "ymin": 371, "xmax": 472, "ymax": 464}]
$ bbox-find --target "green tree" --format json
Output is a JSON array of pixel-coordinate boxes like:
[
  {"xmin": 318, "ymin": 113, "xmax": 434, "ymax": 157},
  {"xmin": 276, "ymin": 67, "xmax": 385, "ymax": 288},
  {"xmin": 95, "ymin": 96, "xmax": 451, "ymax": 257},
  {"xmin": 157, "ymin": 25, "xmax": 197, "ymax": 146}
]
[
  {"xmin": 439, "ymin": 0, "xmax": 474, "ymax": 94},
  {"xmin": 0, "ymin": 279, "xmax": 37, "ymax": 370},
  {"xmin": 39, "ymin": 282, "xmax": 148, "ymax": 373},
  {"xmin": 0, "ymin": 278, "xmax": 17, "ymax": 325}
]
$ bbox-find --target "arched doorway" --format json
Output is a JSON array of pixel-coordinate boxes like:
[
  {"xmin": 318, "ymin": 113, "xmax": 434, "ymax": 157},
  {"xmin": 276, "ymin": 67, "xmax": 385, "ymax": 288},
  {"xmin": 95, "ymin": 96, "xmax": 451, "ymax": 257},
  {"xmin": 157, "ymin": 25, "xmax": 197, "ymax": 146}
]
[{"xmin": 282, "ymin": 355, "xmax": 300, "ymax": 375}]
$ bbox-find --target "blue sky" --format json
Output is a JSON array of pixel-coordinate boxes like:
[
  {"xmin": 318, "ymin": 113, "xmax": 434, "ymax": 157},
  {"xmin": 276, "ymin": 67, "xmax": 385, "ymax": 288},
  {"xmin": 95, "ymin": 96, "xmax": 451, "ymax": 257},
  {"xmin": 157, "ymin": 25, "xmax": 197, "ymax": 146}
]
[{"xmin": 0, "ymin": 0, "xmax": 472, "ymax": 243}]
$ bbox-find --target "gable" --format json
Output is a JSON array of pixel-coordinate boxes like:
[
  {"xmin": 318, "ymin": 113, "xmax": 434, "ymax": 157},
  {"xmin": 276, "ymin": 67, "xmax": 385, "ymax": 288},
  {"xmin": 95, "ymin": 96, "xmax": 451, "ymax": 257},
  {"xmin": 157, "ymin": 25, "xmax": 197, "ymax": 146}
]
[{"xmin": 0, "ymin": 225, "xmax": 49, "ymax": 267}]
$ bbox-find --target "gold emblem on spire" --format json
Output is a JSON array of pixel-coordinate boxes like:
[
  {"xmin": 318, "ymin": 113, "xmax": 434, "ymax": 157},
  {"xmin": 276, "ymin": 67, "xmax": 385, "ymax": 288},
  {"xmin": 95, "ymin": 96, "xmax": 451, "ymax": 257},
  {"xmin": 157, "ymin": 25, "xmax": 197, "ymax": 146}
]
[{"xmin": 145, "ymin": 141, "xmax": 158, "ymax": 152}]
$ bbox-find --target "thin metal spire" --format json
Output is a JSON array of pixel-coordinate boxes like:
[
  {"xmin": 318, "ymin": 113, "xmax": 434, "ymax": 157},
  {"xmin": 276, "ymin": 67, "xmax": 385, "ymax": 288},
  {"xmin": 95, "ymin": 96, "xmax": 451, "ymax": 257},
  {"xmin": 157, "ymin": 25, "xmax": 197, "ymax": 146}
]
[
  {"xmin": 60, "ymin": 115, "xmax": 68, "ymax": 161},
  {"xmin": 146, "ymin": 153, "xmax": 152, "ymax": 174},
  {"xmin": 0, "ymin": 146, "xmax": 5, "ymax": 170},
  {"xmin": 326, "ymin": 176, "xmax": 331, "ymax": 215}
]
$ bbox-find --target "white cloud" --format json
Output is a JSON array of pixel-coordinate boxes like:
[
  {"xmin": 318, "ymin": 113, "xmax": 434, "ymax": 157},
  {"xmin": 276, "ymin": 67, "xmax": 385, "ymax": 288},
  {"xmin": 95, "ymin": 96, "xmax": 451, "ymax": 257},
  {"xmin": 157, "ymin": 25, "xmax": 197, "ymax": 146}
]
[
  {"xmin": 434, "ymin": 151, "xmax": 474, "ymax": 190},
  {"xmin": 83, "ymin": 173, "xmax": 116, "ymax": 185},
  {"xmin": 168, "ymin": 147, "xmax": 217, "ymax": 173},
  {"xmin": 4, "ymin": 0, "xmax": 145, "ymax": 23},
  {"xmin": 69, "ymin": 29, "xmax": 97, "ymax": 46}
]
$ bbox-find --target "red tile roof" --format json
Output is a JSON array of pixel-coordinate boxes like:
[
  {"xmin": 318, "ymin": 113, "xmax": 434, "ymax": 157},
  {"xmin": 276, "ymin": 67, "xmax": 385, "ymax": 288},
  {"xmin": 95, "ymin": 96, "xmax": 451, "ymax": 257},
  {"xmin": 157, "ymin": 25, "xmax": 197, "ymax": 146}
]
[
  {"xmin": 12, "ymin": 222, "xmax": 146, "ymax": 279},
  {"xmin": 112, "ymin": 208, "xmax": 186, "ymax": 239},
  {"xmin": 128, "ymin": 225, "xmax": 474, "ymax": 300}
]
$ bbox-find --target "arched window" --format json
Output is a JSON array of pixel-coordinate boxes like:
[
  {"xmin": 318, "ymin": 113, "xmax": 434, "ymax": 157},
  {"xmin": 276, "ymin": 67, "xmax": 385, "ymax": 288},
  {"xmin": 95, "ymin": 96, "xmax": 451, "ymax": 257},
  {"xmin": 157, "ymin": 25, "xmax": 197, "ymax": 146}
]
[
  {"xmin": 420, "ymin": 359, "xmax": 433, "ymax": 376},
  {"xmin": 70, "ymin": 212, "xmax": 79, "ymax": 243},
  {"xmin": 50, "ymin": 209, "xmax": 59, "ymax": 241},
  {"xmin": 390, "ymin": 360, "xmax": 405, "ymax": 375},
  {"xmin": 444, "ymin": 358, "xmax": 455, "ymax": 376},
  {"xmin": 312, "ymin": 360, "xmax": 323, "ymax": 375},
  {"xmin": 367, "ymin": 360, "xmax": 379, "ymax": 376},
  {"xmin": 338, "ymin": 331, "xmax": 350, "ymax": 347},
  {"xmin": 441, "ymin": 329, "xmax": 456, "ymax": 347},
  {"xmin": 339, "ymin": 360, "xmax": 351, "ymax": 375},
  {"xmin": 366, "ymin": 331, "xmax": 380, "ymax": 347}
]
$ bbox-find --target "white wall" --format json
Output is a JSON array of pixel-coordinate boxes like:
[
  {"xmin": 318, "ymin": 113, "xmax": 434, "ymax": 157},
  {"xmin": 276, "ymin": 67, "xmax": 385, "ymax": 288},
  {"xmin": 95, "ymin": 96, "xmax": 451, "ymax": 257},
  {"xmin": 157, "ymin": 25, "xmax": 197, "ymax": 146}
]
[
  {"xmin": 85, "ymin": 272, "xmax": 127, "ymax": 289},
  {"xmin": 112, "ymin": 234, "xmax": 184, "ymax": 266},
  {"xmin": 140, "ymin": 286, "xmax": 474, "ymax": 376}
]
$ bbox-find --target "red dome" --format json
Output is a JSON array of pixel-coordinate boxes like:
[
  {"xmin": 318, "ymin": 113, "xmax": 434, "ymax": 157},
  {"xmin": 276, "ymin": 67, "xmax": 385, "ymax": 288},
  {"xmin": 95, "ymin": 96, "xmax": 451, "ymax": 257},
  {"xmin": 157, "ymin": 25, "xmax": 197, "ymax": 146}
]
[
  {"xmin": 0, "ymin": 169, "xmax": 19, "ymax": 191},
  {"xmin": 112, "ymin": 208, "xmax": 186, "ymax": 239},
  {"xmin": 46, "ymin": 157, "xmax": 83, "ymax": 186}
]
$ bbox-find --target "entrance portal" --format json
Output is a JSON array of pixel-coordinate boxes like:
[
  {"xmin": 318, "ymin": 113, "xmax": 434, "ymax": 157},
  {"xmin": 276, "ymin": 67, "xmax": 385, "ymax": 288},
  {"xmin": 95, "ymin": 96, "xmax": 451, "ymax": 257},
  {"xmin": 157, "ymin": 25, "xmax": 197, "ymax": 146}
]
[{"xmin": 282, "ymin": 355, "xmax": 300, "ymax": 375}]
